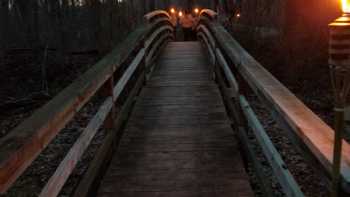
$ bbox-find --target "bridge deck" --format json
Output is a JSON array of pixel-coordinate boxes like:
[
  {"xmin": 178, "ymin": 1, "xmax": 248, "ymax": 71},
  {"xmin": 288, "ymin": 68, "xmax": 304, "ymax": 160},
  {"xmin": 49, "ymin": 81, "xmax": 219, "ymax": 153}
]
[{"xmin": 97, "ymin": 42, "xmax": 254, "ymax": 197}]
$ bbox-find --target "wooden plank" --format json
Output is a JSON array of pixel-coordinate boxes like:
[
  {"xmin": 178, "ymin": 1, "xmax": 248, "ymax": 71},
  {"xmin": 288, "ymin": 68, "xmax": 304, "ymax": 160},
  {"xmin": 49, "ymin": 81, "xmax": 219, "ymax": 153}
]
[
  {"xmin": 199, "ymin": 9, "xmax": 218, "ymax": 20},
  {"xmin": 145, "ymin": 33, "xmax": 172, "ymax": 68},
  {"xmin": 215, "ymin": 48, "xmax": 239, "ymax": 97},
  {"xmin": 215, "ymin": 66, "xmax": 242, "ymax": 127},
  {"xmin": 145, "ymin": 26, "xmax": 173, "ymax": 51},
  {"xmin": 39, "ymin": 97, "xmax": 114, "ymax": 197},
  {"xmin": 197, "ymin": 32, "xmax": 215, "ymax": 65},
  {"xmin": 146, "ymin": 17, "xmax": 172, "ymax": 31},
  {"xmin": 144, "ymin": 10, "xmax": 171, "ymax": 22},
  {"xmin": 113, "ymin": 49, "xmax": 145, "ymax": 100},
  {"xmin": 97, "ymin": 42, "xmax": 254, "ymax": 197},
  {"xmin": 73, "ymin": 71, "xmax": 145, "ymax": 197},
  {"xmin": 0, "ymin": 26, "xmax": 147, "ymax": 194},
  {"xmin": 101, "ymin": 77, "xmax": 116, "ymax": 130},
  {"xmin": 239, "ymin": 96, "xmax": 304, "ymax": 197},
  {"xmin": 236, "ymin": 127, "xmax": 274, "ymax": 197},
  {"xmin": 204, "ymin": 19, "xmax": 350, "ymax": 190},
  {"xmin": 197, "ymin": 25, "xmax": 216, "ymax": 51},
  {"xmin": 146, "ymin": 40, "xmax": 171, "ymax": 81},
  {"xmin": 144, "ymin": 17, "xmax": 173, "ymax": 43}
]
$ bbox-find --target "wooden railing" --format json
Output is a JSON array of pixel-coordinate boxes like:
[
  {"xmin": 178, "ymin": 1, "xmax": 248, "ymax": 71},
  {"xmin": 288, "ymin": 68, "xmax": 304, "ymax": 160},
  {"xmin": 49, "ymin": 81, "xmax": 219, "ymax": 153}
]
[
  {"xmin": 0, "ymin": 10, "xmax": 174, "ymax": 196},
  {"xmin": 197, "ymin": 9, "xmax": 350, "ymax": 196}
]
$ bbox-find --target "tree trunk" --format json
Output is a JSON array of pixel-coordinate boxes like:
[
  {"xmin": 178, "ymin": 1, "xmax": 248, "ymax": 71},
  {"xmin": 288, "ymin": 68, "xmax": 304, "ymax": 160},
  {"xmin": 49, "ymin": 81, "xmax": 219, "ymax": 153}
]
[
  {"xmin": 58, "ymin": 0, "xmax": 67, "ymax": 64},
  {"xmin": 0, "ymin": 0, "xmax": 9, "ymax": 62}
]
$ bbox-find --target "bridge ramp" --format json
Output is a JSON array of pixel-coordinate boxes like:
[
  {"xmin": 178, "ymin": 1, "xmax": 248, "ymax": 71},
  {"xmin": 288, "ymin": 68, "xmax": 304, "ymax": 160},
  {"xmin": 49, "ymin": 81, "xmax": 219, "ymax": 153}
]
[{"xmin": 97, "ymin": 41, "xmax": 254, "ymax": 197}]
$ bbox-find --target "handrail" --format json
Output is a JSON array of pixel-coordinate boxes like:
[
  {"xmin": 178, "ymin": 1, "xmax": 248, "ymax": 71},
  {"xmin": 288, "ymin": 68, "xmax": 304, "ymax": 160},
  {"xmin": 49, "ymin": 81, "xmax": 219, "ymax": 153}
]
[
  {"xmin": 197, "ymin": 31, "xmax": 215, "ymax": 64},
  {"xmin": 145, "ymin": 25, "xmax": 173, "ymax": 51},
  {"xmin": 0, "ymin": 26, "xmax": 146, "ymax": 194},
  {"xmin": 199, "ymin": 9, "xmax": 218, "ymax": 20},
  {"xmin": 0, "ymin": 10, "xmax": 174, "ymax": 196},
  {"xmin": 144, "ymin": 17, "xmax": 174, "ymax": 38},
  {"xmin": 196, "ymin": 12, "xmax": 350, "ymax": 195},
  {"xmin": 146, "ymin": 33, "xmax": 174, "ymax": 67},
  {"xmin": 144, "ymin": 10, "xmax": 171, "ymax": 23},
  {"xmin": 197, "ymin": 25, "xmax": 216, "ymax": 51}
]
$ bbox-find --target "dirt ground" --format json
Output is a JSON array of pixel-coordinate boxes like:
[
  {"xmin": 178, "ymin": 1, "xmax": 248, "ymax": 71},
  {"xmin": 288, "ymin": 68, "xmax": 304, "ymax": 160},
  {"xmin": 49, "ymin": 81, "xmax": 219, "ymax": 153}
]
[{"xmin": 0, "ymin": 50, "xmax": 101, "ymax": 196}]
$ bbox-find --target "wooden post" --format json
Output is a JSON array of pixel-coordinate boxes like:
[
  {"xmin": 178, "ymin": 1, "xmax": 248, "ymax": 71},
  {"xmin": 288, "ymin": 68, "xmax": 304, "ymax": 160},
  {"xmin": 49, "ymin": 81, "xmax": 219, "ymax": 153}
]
[
  {"xmin": 332, "ymin": 105, "xmax": 345, "ymax": 197},
  {"xmin": 101, "ymin": 76, "xmax": 115, "ymax": 130}
]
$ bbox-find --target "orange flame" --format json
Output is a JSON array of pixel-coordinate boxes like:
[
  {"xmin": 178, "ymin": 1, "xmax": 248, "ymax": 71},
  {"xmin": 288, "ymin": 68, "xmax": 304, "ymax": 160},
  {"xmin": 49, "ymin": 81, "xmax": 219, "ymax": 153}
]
[
  {"xmin": 170, "ymin": 8, "xmax": 176, "ymax": 14},
  {"xmin": 342, "ymin": 0, "xmax": 350, "ymax": 13},
  {"xmin": 194, "ymin": 8, "xmax": 199, "ymax": 14}
]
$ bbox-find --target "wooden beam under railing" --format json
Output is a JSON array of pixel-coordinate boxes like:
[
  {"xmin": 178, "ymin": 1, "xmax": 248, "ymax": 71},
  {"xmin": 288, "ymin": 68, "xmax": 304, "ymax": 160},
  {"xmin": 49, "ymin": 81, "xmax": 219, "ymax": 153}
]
[
  {"xmin": 0, "ymin": 14, "xmax": 174, "ymax": 193},
  {"xmin": 199, "ymin": 18, "xmax": 350, "ymax": 192}
]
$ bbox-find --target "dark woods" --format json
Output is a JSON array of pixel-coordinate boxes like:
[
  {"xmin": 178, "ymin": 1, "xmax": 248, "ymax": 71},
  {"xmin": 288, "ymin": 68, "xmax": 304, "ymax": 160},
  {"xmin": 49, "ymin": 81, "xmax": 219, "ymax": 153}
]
[
  {"xmin": 0, "ymin": 0, "xmax": 343, "ymax": 109},
  {"xmin": 0, "ymin": 0, "xmax": 343, "ymax": 120},
  {"xmin": 1, "ymin": 0, "xmax": 154, "ymax": 57},
  {"xmin": 0, "ymin": 0, "xmax": 216, "ymax": 135},
  {"xmin": 219, "ymin": 0, "xmax": 341, "ymax": 115},
  {"xmin": 0, "ymin": 0, "xmax": 217, "ymax": 55},
  {"xmin": 0, "ymin": 0, "xmax": 153, "ymax": 122}
]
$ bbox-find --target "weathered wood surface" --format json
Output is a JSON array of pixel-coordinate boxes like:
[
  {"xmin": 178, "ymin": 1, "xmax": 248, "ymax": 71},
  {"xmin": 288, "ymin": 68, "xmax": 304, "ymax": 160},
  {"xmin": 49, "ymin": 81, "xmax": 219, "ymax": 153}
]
[
  {"xmin": 199, "ymin": 9, "xmax": 218, "ymax": 20},
  {"xmin": 0, "ymin": 26, "xmax": 147, "ymax": 193},
  {"xmin": 73, "ymin": 71, "xmax": 146, "ymax": 197},
  {"xmin": 97, "ymin": 42, "xmax": 254, "ymax": 197},
  {"xmin": 144, "ymin": 10, "xmax": 171, "ymax": 22},
  {"xmin": 239, "ymin": 96, "xmax": 304, "ymax": 197},
  {"xmin": 203, "ymin": 19, "xmax": 350, "ymax": 190},
  {"xmin": 39, "ymin": 97, "xmax": 114, "ymax": 197}
]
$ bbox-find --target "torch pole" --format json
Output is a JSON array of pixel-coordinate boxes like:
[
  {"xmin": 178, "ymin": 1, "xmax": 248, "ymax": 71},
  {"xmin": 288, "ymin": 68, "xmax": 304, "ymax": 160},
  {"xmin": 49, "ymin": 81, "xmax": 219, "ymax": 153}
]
[
  {"xmin": 329, "ymin": 13, "xmax": 350, "ymax": 197},
  {"xmin": 332, "ymin": 105, "xmax": 345, "ymax": 197}
]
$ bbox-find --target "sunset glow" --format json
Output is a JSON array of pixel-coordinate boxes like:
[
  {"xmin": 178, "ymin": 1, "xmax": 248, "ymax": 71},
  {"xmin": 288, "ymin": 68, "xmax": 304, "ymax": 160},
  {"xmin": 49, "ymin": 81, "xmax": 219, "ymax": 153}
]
[{"xmin": 342, "ymin": 0, "xmax": 350, "ymax": 13}]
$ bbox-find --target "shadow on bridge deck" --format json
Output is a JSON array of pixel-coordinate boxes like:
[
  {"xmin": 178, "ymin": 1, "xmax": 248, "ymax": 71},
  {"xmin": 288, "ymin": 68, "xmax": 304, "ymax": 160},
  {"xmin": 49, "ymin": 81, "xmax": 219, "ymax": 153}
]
[{"xmin": 97, "ymin": 41, "xmax": 254, "ymax": 197}]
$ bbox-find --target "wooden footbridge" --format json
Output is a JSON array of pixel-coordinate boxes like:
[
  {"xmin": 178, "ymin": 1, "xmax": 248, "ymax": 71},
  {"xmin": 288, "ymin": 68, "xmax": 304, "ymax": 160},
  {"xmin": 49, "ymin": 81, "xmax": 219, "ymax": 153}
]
[{"xmin": 1, "ymin": 9, "xmax": 350, "ymax": 197}]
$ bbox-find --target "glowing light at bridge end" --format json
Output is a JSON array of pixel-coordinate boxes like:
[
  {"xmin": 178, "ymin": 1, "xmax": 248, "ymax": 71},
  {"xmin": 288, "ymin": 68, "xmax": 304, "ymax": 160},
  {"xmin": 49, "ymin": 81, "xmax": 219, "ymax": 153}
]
[
  {"xmin": 342, "ymin": 0, "xmax": 350, "ymax": 14},
  {"xmin": 194, "ymin": 8, "xmax": 199, "ymax": 14},
  {"xmin": 179, "ymin": 11, "xmax": 183, "ymax": 17},
  {"xmin": 170, "ymin": 8, "xmax": 176, "ymax": 14}
]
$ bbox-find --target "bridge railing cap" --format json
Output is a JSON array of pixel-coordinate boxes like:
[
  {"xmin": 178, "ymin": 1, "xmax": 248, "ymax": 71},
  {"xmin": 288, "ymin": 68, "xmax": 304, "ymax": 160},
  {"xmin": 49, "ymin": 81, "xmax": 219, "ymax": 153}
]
[
  {"xmin": 199, "ymin": 9, "xmax": 218, "ymax": 20},
  {"xmin": 144, "ymin": 10, "xmax": 171, "ymax": 23}
]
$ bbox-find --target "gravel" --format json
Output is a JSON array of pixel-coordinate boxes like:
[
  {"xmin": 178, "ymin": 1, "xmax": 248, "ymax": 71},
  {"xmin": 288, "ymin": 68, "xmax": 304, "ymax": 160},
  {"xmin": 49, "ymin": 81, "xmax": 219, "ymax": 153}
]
[
  {"xmin": 224, "ymin": 25, "xmax": 332, "ymax": 196},
  {"xmin": 244, "ymin": 95, "xmax": 329, "ymax": 197},
  {"xmin": 0, "ymin": 52, "xmax": 102, "ymax": 197}
]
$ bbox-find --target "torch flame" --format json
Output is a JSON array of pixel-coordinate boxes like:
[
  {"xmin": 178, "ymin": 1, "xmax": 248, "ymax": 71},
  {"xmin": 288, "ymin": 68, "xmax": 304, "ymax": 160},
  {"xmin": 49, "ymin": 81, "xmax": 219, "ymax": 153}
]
[
  {"xmin": 342, "ymin": 0, "xmax": 350, "ymax": 14},
  {"xmin": 194, "ymin": 8, "xmax": 199, "ymax": 14}
]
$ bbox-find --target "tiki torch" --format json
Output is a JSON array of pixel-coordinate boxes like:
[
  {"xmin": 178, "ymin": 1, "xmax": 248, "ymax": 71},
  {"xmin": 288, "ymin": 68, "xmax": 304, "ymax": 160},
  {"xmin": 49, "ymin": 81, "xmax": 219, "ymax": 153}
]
[{"xmin": 329, "ymin": 0, "xmax": 350, "ymax": 196}]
